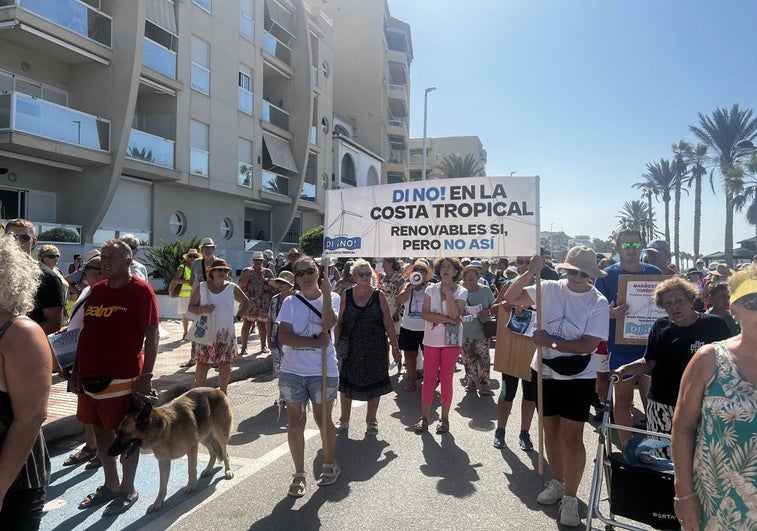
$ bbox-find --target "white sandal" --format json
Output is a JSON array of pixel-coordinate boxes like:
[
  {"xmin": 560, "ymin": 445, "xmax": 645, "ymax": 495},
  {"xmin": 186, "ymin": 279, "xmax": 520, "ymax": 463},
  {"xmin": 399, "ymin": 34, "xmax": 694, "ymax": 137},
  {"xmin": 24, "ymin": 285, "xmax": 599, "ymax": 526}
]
[
  {"xmin": 316, "ymin": 462, "xmax": 341, "ymax": 487},
  {"xmin": 287, "ymin": 472, "xmax": 306, "ymax": 497}
]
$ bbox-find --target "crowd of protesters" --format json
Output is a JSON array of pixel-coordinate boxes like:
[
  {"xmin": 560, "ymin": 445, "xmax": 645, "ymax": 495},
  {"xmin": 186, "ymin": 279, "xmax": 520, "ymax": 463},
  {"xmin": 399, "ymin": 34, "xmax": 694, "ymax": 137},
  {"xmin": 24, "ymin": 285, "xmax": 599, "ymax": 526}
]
[{"xmin": 1, "ymin": 217, "xmax": 755, "ymax": 529}]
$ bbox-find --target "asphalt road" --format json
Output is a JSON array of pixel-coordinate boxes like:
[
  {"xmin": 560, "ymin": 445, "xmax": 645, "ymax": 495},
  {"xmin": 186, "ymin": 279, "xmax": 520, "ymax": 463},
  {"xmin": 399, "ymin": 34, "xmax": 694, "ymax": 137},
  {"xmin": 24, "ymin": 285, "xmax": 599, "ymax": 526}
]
[{"xmin": 40, "ymin": 366, "xmax": 648, "ymax": 531}]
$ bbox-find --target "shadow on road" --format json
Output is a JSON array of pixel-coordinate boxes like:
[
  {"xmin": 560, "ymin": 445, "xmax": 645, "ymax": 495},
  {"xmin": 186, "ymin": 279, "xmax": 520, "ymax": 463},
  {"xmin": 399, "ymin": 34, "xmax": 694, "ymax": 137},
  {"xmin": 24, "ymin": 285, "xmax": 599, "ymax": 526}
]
[{"xmin": 420, "ymin": 432, "xmax": 480, "ymax": 498}]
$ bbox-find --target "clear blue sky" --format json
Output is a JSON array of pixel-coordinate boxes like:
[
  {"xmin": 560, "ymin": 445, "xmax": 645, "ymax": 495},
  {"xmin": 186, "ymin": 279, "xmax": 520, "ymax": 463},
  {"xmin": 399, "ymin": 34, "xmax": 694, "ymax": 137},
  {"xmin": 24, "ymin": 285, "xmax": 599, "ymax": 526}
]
[{"xmin": 389, "ymin": 0, "xmax": 757, "ymax": 257}]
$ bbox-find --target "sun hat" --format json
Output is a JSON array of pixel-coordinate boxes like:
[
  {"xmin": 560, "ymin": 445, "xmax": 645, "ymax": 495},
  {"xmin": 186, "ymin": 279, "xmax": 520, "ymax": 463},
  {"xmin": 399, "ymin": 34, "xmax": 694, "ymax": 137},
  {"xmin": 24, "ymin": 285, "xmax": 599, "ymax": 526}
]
[
  {"xmin": 506, "ymin": 265, "xmax": 518, "ymax": 275},
  {"xmin": 469, "ymin": 260, "xmax": 483, "ymax": 269},
  {"xmin": 85, "ymin": 249, "xmax": 101, "ymax": 262},
  {"xmin": 686, "ymin": 267, "xmax": 704, "ymax": 278},
  {"xmin": 205, "ymin": 259, "xmax": 231, "ymax": 276},
  {"xmin": 285, "ymin": 248, "xmax": 301, "ymax": 260},
  {"xmin": 710, "ymin": 263, "xmax": 734, "ymax": 279},
  {"xmin": 252, "ymin": 251, "xmax": 264, "ymax": 261},
  {"xmin": 183, "ymin": 248, "xmax": 201, "ymax": 260},
  {"xmin": 263, "ymin": 249, "xmax": 274, "ymax": 260},
  {"xmin": 402, "ymin": 259, "xmax": 432, "ymax": 282},
  {"xmin": 645, "ymin": 239, "xmax": 670, "ymax": 254},
  {"xmin": 268, "ymin": 270, "xmax": 295, "ymax": 288},
  {"xmin": 199, "ymin": 237, "xmax": 216, "ymax": 248},
  {"xmin": 555, "ymin": 245, "xmax": 606, "ymax": 278},
  {"xmin": 461, "ymin": 264, "xmax": 482, "ymax": 277}
]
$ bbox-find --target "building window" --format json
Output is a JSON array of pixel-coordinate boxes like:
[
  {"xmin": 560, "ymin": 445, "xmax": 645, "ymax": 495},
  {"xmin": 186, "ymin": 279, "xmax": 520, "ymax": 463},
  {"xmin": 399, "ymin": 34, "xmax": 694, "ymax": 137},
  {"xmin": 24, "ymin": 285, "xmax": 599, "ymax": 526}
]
[
  {"xmin": 240, "ymin": 0, "xmax": 254, "ymax": 40},
  {"xmin": 321, "ymin": 117, "xmax": 329, "ymax": 134},
  {"xmin": 193, "ymin": 0, "xmax": 211, "ymax": 12},
  {"xmin": 322, "ymin": 60, "xmax": 329, "ymax": 78},
  {"xmin": 301, "ymin": 154, "xmax": 316, "ymax": 202},
  {"xmin": 340, "ymin": 154, "xmax": 356, "ymax": 187},
  {"xmin": 191, "ymin": 36, "xmax": 210, "ymax": 94},
  {"xmin": 238, "ymin": 66, "xmax": 253, "ymax": 115},
  {"xmin": 220, "ymin": 218, "xmax": 233, "ymax": 240},
  {"xmin": 190, "ymin": 119, "xmax": 209, "ymax": 176},
  {"xmin": 169, "ymin": 211, "xmax": 187, "ymax": 236},
  {"xmin": 284, "ymin": 218, "xmax": 301, "ymax": 243},
  {"xmin": 238, "ymin": 138, "xmax": 253, "ymax": 187}
]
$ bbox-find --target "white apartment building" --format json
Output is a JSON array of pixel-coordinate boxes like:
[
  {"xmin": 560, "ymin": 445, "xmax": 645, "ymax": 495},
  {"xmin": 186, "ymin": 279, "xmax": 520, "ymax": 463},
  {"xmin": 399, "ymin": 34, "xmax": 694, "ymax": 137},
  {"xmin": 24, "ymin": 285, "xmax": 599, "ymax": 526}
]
[{"xmin": 408, "ymin": 135, "xmax": 487, "ymax": 180}]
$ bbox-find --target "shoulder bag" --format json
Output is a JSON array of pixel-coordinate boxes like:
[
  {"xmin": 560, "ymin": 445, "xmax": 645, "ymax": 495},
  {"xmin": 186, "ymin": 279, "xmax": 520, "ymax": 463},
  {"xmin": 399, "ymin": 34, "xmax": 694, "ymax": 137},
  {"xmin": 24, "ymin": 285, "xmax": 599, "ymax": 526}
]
[{"xmin": 187, "ymin": 283, "xmax": 216, "ymax": 346}]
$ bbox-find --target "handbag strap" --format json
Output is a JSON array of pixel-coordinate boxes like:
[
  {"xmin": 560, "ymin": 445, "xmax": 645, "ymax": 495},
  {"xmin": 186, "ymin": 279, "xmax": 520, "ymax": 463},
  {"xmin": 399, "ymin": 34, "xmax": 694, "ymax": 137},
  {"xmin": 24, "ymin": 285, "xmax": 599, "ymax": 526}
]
[{"xmin": 295, "ymin": 293, "xmax": 322, "ymax": 319}]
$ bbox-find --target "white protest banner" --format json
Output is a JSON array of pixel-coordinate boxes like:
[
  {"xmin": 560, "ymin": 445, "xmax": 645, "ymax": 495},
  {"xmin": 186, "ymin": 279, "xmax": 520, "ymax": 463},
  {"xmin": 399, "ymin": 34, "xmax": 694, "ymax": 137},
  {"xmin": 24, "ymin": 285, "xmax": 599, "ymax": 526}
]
[{"xmin": 323, "ymin": 176, "xmax": 539, "ymax": 258}]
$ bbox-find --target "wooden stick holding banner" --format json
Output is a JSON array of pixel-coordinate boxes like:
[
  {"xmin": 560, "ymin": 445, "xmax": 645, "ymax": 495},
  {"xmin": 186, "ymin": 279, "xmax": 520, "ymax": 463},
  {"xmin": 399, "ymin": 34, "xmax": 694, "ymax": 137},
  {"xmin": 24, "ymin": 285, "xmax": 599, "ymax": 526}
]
[{"xmin": 534, "ymin": 268, "xmax": 545, "ymax": 475}]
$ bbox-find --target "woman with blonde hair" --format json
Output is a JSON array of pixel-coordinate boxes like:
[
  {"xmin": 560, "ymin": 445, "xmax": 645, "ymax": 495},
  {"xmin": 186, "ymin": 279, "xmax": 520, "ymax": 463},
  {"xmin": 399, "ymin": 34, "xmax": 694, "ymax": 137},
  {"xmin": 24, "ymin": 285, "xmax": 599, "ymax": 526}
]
[
  {"xmin": 0, "ymin": 236, "xmax": 52, "ymax": 528},
  {"xmin": 672, "ymin": 264, "xmax": 757, "ymax": 530}
]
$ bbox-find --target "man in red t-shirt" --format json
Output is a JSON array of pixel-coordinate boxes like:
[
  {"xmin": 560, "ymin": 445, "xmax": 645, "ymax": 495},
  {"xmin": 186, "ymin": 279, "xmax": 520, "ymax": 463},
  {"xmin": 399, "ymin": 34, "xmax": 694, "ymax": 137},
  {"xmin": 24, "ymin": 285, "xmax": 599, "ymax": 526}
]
[{"xmin": 74, "ymin": 239, "xmax": 159, "ymax": 516}]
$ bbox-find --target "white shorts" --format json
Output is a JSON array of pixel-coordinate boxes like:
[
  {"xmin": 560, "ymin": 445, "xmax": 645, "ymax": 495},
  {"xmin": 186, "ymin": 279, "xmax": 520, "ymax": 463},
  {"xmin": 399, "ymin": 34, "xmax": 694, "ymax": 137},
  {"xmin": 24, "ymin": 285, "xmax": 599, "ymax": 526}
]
[
  {"xmin": 177, "ymin": 296, "xmax": 190, "ymax": 315},
  {"xmin": 593, "ymin": 353, "xmax": 609, "ymax": 373}
]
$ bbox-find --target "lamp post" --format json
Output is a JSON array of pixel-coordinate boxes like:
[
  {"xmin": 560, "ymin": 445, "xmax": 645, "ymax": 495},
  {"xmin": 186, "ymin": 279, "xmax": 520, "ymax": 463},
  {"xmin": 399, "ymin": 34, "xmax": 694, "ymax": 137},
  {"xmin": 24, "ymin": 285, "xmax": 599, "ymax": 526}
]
[{"xmin": 421, "ymin": 86, "xmax": 436, "ymax": 181}]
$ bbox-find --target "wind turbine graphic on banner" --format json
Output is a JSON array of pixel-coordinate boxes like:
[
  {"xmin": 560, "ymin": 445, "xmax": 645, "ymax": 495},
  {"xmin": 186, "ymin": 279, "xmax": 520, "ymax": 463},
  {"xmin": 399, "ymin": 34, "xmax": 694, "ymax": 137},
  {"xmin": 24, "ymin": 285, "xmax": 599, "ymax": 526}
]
[
  {"xmin": 326, "ymin": 192, "xmax": 363, "ymax": 253},
  {"xmin": 361, "ymin": 187, "xmax": 402, "ymax": 256}
]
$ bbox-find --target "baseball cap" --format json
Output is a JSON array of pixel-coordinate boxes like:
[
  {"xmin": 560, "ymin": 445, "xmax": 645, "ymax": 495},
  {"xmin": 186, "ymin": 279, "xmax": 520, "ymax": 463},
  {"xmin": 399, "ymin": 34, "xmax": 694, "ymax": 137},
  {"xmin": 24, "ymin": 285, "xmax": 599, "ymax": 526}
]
[{"xmin": 645, "ymin": 239, "xmax": 670, "ymax": 254}]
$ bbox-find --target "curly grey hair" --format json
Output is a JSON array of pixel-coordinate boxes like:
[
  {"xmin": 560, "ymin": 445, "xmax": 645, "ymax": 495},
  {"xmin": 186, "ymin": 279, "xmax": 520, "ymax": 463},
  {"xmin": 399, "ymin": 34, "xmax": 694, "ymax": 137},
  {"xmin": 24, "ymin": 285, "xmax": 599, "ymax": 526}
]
[{"xmin": 0, "ymin": 236, "xmax": 42, "ymax": 315}]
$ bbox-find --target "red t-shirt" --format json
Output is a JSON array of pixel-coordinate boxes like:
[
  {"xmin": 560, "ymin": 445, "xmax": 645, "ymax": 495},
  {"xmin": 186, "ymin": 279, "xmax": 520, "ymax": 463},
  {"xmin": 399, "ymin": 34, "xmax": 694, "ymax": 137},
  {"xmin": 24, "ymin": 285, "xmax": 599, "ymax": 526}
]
[{"xmin": 77, "ymin": 276, "xmax": 160, "ymax": 379}]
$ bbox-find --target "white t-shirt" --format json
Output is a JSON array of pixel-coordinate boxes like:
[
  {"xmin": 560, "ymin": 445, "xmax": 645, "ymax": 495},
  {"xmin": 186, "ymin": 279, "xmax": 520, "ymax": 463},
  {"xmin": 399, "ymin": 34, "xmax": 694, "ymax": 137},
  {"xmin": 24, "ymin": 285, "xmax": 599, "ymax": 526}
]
[
  {"xmin": 400, "ymin": 285, "xmax": 427, "ymax": 331},
  {"xmin": 278, "ymin": 291, "xmax": 341, "ymax": 377},
  {"xmin": 524, "ymin": 279, "xmax": 609, "ymax": 380},
  {"xmin": 423, "ymin": 283, "xmax": 468, "ymax": 348}
]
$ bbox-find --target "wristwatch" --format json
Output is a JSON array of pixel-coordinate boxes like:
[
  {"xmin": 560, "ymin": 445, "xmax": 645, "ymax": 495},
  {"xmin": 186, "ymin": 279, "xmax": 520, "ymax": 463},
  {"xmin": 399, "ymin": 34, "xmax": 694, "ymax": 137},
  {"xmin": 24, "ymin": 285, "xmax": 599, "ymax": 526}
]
[{"xmin": 551, "ymin": 341, "xmax": 558, "ymax": 349}]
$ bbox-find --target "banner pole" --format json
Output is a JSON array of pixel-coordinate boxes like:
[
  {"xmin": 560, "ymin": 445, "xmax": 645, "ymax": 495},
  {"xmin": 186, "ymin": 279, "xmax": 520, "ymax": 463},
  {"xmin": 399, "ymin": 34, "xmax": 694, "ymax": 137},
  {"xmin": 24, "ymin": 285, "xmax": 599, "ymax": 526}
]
[
  {"xmin": 321, "ymin": 194, "xmax": 331, "ymax": 458},
  {"xmin": 535, "ymin": 269, "xmax": 545, "ymax": 475}
]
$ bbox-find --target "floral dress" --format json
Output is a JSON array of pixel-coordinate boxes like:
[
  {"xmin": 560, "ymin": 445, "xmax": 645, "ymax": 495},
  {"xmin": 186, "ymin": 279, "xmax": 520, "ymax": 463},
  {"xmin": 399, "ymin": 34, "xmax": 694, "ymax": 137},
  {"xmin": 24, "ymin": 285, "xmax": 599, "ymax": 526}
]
[
  {"xmin": 242, "ymin": 267, "xmax": 274, "ymax": 321},
  {"xmin": 693, "ymin": 341, "xmax": 757, "ymax": 530}
]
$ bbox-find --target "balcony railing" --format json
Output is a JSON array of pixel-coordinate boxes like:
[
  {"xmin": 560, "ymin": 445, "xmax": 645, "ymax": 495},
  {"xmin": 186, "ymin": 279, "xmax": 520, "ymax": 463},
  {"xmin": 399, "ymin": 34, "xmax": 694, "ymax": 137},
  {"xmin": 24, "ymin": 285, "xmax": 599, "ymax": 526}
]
[
  {"xmin": 387, "ymin": 83, "xmax": 406, "ymax": 98},
  {"xmin": 263, "ymin": 31, "xmax": 291, "ymax": 65},
  {"xmin": 190, "ymin": 147, "xmax": 208, "ymax": 176},
  {"xmin": 11, "ymin": 0, "xmax": 112, "ymax": 47},
  {"xmin": 310, "ymin": 125, "xmax": 317, "ymax": 145},
  {"xmin": 126, "ymin": 129, "xmax": 174, "ymax": 168},
  {"xmin": 312, "ymin": 65, "xmax": 318, "ymax": 88},
  {"xmin": 238, "ymin": 161, "xmax": 252, "ymax": 187},
  {"xmin": 238, "ymin": 87, "xmax": 253, "ymax": 115},
  {"xmin": 142, "ymin": 36, "xmax": 176, "ymax": 79},
  {"xmin": 0, "ymin": 92, "xmax": 110, "ymax": 151},
  {"xmin": 262, "ymin": 169, "xmax": 288, "ymax": 195},
  {"xmin": 262, "ymin": 100, "xmax": 289, "ymax": 131},
  {"xmin": 301, "ymin": 181, "xmax": 316, "ymax": 202}
]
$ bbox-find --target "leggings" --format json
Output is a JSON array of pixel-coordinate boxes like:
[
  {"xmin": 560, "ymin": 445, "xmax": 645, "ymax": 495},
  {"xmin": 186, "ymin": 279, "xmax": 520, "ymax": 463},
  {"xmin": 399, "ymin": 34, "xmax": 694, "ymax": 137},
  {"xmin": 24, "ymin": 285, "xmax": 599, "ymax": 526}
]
[{"xmin": 421, "ymin": 345, "xmax": 461, "ymax": 406}]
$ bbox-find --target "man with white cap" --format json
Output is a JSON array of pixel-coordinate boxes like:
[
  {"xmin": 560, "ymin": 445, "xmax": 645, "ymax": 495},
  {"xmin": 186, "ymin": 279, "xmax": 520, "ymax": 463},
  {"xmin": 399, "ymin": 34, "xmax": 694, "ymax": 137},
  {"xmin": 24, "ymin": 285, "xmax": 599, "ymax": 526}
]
[{"xmin": 190, "ymin": 238, "xmax": 219, "ymax": 289}]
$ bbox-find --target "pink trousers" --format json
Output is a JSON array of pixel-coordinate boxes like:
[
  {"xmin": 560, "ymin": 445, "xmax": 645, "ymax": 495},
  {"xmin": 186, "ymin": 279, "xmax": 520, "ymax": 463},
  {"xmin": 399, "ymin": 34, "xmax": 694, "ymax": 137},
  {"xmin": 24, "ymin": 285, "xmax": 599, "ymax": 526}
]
[{"xmin": 421, "ymin": 345, "xmax": 461, "ymax": 406}]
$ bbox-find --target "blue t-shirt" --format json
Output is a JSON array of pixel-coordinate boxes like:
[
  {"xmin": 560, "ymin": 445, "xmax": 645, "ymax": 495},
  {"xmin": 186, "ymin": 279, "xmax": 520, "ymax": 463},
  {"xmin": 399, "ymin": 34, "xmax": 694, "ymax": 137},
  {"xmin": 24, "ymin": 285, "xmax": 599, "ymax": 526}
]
[{"xmin": 593, "ymin": 263, "xmax": 662, "ymax": 363}]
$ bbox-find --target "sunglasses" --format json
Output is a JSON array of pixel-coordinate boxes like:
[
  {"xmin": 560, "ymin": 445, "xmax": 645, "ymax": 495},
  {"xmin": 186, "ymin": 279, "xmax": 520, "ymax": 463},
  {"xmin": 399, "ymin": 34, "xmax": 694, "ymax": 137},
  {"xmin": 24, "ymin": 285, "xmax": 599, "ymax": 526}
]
[
  {"xmin": 84, "ymin": 265, "xmax": 102, "ymax": 271},
  {"xmin": 44, "ymin": 254, "xmax": 60, "ymax": 259},
  {"xmin": 413, "ymin": 267, "xmax": 427, "ymax": 273},
  {"xmin": 516, "ymin": 259, "xmax": 530, "ymax": 265},
  {"xmin": 295, "ymin": 267, "xmax": 317, "ymax": 277},
  {"xmin": 6, "ymin": 233, "xmax": 32, "ymax": 242},
  {"xmin": 566, "ymin": 269, "xmax": 590, "ymax": 278},
  {"xmin": 354, "ymin": 271, "xmax": 372, "ymax": 278},
  {"xmin": 619, "ymin": 242, "xmax": 642, "ymax": 250},
  {"xmin": 737, "ymin": 293, "xmax": 757, "ymax": 311}
]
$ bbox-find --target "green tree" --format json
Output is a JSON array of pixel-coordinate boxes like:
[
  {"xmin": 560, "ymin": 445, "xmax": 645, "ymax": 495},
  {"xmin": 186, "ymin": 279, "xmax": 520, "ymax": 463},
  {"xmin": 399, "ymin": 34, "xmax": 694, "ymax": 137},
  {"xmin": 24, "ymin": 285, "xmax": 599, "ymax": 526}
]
[
  {"xmin": 299, "ymin": 225, "xmax": 324, "ymax": 257},
  {"xmin": 682, "ymin": 143, "xmax": 709, "ymax": 260},
  {"xmin": 145, "ymin": 237, "xmax": 202, "ymax": 291},
  {"xmin": 638, "ymin": 159, "xmax": 675, "ymax": 243},
  {"xmin": 435, "ymin": 153, "xmax": 485, "ymax": 178},
  {"xmin": 689, "ymin": 103, "xmax": 757, "ymax": 266}
]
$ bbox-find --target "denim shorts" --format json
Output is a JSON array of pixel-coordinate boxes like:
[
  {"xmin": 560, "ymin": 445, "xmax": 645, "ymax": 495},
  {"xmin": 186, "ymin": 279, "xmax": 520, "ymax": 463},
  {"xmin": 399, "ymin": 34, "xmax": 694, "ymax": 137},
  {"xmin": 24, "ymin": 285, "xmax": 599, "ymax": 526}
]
[{"xmin": 279, "ymin": 372, "xmax": 338, "ymax": 404}]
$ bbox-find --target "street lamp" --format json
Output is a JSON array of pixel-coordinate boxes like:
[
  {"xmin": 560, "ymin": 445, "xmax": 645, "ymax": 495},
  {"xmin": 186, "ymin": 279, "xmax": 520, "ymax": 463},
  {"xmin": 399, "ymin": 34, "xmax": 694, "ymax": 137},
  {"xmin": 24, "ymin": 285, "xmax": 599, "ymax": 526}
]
[{"xmin": 421, "ymin": 86, "xmax": 436, "ymax": 181}]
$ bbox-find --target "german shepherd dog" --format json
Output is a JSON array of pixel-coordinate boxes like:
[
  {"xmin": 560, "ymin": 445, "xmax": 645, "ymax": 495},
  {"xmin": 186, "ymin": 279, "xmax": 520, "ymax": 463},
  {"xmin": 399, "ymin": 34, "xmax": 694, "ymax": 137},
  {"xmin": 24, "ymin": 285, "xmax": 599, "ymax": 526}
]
[{"xmin": 107, "ymin": 387, "xmax": 234, "ymax": 512}]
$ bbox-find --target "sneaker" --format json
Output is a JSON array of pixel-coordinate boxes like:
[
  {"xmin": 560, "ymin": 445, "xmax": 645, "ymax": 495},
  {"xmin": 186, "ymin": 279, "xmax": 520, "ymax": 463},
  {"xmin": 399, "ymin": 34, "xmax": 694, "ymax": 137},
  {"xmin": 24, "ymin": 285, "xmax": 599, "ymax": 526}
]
[
  {"xmin": 492, "ymin": 428, "xmax": 505, "ymax": 448},
  {"xmin": 537, "ymin": 479, "xmax": 565, "ymax": 505},
  {"xmin": 335, "ymin": 420, "xmax": 349, "ymax": 433},
  {"xmin": 518, "ymin": 431, "xmax": 534, "ymax": 451},
  {"xmin": 558, "ymin": 495, "xmax": 580, "ymax": 527}
]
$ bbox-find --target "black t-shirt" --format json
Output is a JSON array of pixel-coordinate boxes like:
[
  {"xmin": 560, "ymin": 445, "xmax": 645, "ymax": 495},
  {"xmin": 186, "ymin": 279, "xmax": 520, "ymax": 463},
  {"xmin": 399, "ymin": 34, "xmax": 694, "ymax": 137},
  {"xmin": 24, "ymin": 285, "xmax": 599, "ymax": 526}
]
[
  {"xmin": 29, "ymin": 269, "xmax": 65, "ymax": 325},
  {"xmin": 540, "ymin": 266, "xmax": 559, "ymax": 280},
  {"xmin": 644, "ymin": 313, "xmax": 732, "ymax": 406}
]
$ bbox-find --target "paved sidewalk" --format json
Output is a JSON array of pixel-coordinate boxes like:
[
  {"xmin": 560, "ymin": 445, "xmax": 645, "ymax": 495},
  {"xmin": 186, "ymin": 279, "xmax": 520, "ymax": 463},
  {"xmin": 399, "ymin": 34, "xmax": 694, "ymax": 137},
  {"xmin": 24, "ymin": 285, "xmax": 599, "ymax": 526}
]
[{"xmin": 43, "ymin": 319, "xmax": 272, "ymax": 443}]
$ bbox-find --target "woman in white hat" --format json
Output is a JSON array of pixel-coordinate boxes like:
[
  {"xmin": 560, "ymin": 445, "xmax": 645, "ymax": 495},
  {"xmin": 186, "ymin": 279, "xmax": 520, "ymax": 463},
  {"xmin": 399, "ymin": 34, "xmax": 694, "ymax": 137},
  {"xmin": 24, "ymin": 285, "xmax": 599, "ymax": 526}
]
[{"xmin": 503, "ymin": 245, "xmax": 610, "ymax": 527}]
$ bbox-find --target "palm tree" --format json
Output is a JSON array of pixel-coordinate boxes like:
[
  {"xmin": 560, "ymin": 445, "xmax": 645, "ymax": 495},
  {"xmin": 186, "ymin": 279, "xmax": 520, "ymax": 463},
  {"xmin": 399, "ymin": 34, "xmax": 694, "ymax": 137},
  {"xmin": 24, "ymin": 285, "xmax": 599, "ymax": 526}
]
[
  {"xmin": 435, "ymin": 153, "xmax": 485, "ymax": 178},
  {"xmin": 639, "ymin": 159, "xmax": 676, "ymax": 243},
  {"xmin": 733, "ymin": 153, "xmax": 757, "ymax": 240},
  {"xmin": 689, "ymin": 104, "xmax": 757, "ymax": 266},
  {"xmin": 671, "ymin": 140, "xmax": 691, "ymax": 269},
  {"xmin": 632, "ymin": 180, "xmax": 656, "ymax": 243},
  {"xmin": 681, "ymin": 143, "xmax": 709, "ymax": 260},
  {"xmin": 616, "ymin": 200, "xmax": 651, "ymax": 238}
]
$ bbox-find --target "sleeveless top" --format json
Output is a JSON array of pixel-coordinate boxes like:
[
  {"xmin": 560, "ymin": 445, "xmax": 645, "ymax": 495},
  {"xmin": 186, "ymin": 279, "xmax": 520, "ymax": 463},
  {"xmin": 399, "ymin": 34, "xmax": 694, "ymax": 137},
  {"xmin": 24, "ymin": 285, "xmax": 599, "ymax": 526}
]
[
  {"xmin": 693, "ymin": 341, "xmax": 756, "ymax": 528},
  {"xmin": 0, "ymin": 318, "xmax": 50, "ymax": 493}
]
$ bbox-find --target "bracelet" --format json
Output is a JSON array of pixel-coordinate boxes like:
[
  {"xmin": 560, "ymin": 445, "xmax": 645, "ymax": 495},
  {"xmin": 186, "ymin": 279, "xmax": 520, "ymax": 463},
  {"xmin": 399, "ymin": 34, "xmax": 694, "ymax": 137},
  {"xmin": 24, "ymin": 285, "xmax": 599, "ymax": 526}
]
[{"xmin": 674, "ymin": 493, "xmax": 697, "ymax": 502}]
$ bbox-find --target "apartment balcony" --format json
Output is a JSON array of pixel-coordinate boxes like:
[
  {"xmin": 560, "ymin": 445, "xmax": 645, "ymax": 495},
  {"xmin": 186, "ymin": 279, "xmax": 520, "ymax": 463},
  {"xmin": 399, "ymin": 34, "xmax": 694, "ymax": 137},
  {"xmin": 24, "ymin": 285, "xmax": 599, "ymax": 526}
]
[
  {"xmin": 262, "ymin": 169, "xmax": 290, "ymax": 197},
  {"xmin": 142, "ymin": 36, "xmax": 176, "ymax": 79},
  {"xmin": 126, "ymin": 129, "xmax": 174, "ymax": 168},
  {"xmin": 262, "ymin": 100, "xmax": 289, "ymax": 132},
  {"xmin": 263, "ymin": 31, "xmax": 291, "ymax": 67},
  {"xmin": 386, "ymin": 83, "xmax": 407, "ymax": 101},
  {"xmin": 387, "ymin": 119, "xmax": 407, "ymax": 138},
  {"xmin": 0, "ymin": 91, "xmax": 111, "ymax": 164},
  {"xmin": 386, "ymin": 153, "xmax": 407, "ymax": 175},
  {"xmin": 387, "ymin": 49, "xmax": 409, "ymax": 70}
]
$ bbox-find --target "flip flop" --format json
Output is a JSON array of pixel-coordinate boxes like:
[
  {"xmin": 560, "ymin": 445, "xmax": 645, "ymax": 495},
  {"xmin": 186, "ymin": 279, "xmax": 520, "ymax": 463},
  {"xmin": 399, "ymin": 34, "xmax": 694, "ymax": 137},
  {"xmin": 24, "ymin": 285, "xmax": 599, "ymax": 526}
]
[
  {"xmin": 179, "ymin": 360, "xmax": 196, "ymax": 368},
  {"xmin": 85, "ymin": 456, "xmax": 102, "ymax": 470},
  {"xmin": 287, "ymin": 472, "xmax": 306, "ymax": 498},
  {"xmin": 78, "ymin": 486, "xmax": 117, "ymax": 509},
  {"xmin": 102, "ymin": 491, "xmax": 139, "ymax": 517},
  {"xmin": 64, "ymin": 445, "xmax": 97, "ymax": 466}
]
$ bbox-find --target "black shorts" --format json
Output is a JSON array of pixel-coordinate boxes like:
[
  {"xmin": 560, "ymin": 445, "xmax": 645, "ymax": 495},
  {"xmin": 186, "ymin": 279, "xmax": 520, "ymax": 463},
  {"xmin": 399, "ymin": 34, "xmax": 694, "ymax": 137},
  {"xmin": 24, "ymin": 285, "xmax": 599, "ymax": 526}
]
[
  {"xmin": 531, "ymin": 369, "xmax": 595, "ymax": 423},
  {"xmin": 398, "ymin": 327, "xmax": 424, "ymax": 352},
  {"xmin": 500, "ymin": 373, "xmax": 535, "ymax": 402}
]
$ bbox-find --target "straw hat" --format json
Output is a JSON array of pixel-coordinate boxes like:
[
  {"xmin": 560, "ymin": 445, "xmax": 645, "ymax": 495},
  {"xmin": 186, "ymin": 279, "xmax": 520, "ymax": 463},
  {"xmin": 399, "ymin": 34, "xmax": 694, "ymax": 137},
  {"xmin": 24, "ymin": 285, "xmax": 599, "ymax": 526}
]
[
  {"xmin": 402, "ymin": 259, "xmax": 433, "ymax": 282},
  {"xmin": 199, "ymin": 237, "xmax": 216, "ymax": 248},
  {"xmin": 205, "ymin": 259, "xmax": 231, "ymax": 276},
  {"xmin": 268, "ymin": 270, "xmax": 295, "ymax": 288},
  {"xmin": 710, "ymin": 263, "xmax": 734, "ymax": 280},
  {"xmin": 555, "ymin": 245, "xmax": 606, "ymax": 278},
  {"xmin": 85, "ymin": 249, "xmax": 101, "ymax": 262},
  {"xmin": 252, "ymin": 251, "xmax": 264, "ymax": 261},
  {"xmin": 183, "ymin": 248, "xmax": 200, "ymax": 260}
]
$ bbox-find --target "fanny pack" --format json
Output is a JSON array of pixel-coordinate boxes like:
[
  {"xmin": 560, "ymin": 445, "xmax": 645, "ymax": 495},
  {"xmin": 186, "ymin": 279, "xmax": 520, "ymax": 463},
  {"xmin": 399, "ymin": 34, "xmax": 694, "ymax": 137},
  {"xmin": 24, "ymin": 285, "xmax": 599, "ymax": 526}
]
[
  {"xmin": 82, "ymin": 376, "xmax": 134, "ymax": 399},
  {"xmin": 542, "ymin": 355, "xmax": 591, "ymax": 376}
]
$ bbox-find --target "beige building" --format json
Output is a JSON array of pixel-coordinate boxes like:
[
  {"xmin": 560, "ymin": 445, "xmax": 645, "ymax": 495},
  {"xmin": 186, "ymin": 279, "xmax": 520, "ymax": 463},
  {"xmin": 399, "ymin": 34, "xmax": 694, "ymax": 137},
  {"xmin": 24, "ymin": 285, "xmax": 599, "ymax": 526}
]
[
  {"xmin": 408, "ymin": 135, "xmax": 487, "ymax": 180},
  {"xmin": 0, "ymin": 0, "xmax": 334, "ymax": 267},
  {"xmin": 324, "ymin": 0, "xmax": 412, "ymax": 185}
]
